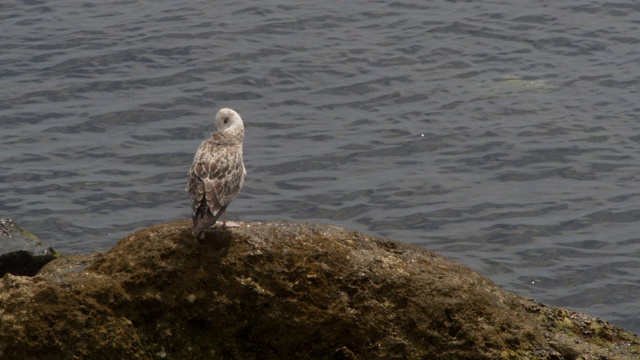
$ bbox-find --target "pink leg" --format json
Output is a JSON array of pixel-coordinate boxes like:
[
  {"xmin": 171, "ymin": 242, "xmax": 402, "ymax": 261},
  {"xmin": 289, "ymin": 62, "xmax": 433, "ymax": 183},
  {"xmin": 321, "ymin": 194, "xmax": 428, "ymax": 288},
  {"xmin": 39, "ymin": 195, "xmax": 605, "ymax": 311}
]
[{"xmin": 222, "ymin": 212, "xmax": 241, "ymax": 228}]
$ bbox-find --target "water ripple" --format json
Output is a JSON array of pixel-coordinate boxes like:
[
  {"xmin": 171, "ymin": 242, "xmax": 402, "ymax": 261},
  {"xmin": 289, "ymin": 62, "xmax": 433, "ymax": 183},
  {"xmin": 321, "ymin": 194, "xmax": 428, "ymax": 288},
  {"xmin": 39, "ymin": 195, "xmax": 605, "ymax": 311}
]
[{"xmin": 2, "ymin": 0, "xmax": 640, "ymax": 334}]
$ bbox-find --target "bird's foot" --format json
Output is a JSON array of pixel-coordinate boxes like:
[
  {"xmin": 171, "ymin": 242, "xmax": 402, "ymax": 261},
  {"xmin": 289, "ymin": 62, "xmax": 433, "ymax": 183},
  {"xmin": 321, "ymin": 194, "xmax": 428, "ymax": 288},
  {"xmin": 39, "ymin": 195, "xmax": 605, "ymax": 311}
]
[
  {"xmin": 221, "ymin": 221, "xmax": 241, "ymax": 228},
  {"xmin": 208, "ymin": 221, "xmax": 241, "ymax": 229}
]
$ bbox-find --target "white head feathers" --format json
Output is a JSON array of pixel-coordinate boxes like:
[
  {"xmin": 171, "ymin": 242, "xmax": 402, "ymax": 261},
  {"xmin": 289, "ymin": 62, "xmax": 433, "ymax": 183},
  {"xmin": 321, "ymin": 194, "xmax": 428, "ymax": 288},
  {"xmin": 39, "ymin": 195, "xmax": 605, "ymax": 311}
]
[{"xmin": 215, "ymin": 108, "xmax": 244, "ymax": 133}]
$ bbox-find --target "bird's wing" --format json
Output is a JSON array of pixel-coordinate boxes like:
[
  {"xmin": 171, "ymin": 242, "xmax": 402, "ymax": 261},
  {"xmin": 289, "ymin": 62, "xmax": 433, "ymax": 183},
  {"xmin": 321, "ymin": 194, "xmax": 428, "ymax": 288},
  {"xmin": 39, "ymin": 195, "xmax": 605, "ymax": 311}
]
[{"xmin": 186, "ymin": 135, "xmax": 244, "ymax": 217}]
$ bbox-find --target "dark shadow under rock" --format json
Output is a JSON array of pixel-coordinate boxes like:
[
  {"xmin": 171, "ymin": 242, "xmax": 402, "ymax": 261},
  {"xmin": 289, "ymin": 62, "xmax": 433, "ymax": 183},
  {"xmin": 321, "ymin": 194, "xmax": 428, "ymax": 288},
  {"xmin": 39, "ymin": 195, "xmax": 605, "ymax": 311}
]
[
  {"xmin": 0, "ymin": 218, "xmax": 58, "ymax": 277},
  {"xmin": 0, "ymin": 220, "xmax": 638, "ymax": 359}
]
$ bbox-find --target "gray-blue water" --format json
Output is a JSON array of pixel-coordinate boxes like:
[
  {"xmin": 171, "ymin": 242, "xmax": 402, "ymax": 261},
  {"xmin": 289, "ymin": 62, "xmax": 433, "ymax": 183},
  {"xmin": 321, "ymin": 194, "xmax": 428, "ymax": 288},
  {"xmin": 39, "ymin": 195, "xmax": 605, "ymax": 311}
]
[{"xmin": 2, "ymin": 0, "xmax": 640, "ymax": 334}]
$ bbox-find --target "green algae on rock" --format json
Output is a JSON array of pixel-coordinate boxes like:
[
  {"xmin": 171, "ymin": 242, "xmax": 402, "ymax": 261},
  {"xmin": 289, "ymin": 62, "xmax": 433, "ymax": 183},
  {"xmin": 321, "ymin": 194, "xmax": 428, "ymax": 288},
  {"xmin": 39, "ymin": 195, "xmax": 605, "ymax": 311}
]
[{"xmin": 0, "ymin": 220, "xmax": 638, "ymax": 359}]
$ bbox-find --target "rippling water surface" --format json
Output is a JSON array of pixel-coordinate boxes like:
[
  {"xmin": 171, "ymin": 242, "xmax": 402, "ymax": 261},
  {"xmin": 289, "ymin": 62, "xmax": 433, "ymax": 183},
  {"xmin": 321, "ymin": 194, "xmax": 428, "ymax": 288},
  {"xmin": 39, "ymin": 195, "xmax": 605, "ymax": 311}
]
[{"xmin": 2, "ymin": 0, "xmax": 640, "ymax": 333}]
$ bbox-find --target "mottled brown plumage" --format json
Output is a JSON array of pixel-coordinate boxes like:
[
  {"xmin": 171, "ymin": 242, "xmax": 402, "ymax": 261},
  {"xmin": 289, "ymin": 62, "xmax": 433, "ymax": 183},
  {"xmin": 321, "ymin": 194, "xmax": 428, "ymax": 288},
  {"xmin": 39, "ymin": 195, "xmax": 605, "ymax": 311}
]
[{"xmin": 186, "ymin": 108, "xmax": 246, "ymax": 239}]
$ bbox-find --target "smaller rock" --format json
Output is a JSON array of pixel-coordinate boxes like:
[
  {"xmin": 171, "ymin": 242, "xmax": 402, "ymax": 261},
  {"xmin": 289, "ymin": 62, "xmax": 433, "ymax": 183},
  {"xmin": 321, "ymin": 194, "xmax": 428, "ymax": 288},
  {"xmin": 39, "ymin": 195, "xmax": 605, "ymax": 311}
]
[{"xmin": 0, "ymin": 218, "xmax": 59, "ymax": 277}]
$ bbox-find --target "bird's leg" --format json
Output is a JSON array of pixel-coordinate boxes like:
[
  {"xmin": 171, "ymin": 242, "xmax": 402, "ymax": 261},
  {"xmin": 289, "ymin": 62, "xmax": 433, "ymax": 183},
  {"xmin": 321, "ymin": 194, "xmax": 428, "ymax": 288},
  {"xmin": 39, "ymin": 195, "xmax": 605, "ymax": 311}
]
[{"xmin": 222, "ymin": 212, "xmax": 241, "ymax": 228}]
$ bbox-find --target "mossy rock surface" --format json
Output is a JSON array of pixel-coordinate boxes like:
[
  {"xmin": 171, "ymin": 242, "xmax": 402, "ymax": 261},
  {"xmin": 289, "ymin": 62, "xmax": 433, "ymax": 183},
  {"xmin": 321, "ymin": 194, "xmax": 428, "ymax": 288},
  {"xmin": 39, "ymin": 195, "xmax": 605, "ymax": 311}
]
[{"xmin": 0, "ymin": 220, "xmax": 637, "ymax": 359}]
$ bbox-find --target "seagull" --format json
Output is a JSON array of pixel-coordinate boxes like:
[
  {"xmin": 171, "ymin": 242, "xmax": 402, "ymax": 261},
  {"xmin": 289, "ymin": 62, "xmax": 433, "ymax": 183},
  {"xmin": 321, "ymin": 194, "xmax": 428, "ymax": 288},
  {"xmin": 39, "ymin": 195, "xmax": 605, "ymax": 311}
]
[{"xmin": 186, "ymin": 108, "xmax": 246, "ymax": 239}]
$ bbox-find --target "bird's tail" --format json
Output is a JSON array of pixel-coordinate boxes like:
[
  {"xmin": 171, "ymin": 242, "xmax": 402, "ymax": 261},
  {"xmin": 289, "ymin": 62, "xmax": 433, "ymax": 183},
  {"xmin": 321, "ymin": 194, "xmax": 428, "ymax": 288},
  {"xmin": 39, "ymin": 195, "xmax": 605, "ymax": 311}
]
[{"xmin": 191, "ymin": 205, "xmax": 227, "ymax": 239}]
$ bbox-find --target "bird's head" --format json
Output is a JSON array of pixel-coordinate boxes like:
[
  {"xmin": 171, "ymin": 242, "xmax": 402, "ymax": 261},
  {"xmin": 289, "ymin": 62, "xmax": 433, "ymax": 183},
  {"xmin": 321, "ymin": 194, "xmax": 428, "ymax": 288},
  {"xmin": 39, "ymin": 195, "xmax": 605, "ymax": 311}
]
[{"xmin": 215, "ymin": 108, "xmax": 244, "ymax": 132}]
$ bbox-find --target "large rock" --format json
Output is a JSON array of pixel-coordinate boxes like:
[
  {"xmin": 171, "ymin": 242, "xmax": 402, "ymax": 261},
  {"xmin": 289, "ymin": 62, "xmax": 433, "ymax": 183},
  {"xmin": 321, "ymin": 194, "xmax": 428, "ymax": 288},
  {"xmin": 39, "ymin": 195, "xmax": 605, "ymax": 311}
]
[
  {"xmin": 0, "ymin": 218, "xmax": 58, "ymax": 277},
  {"xmin": 0, "ymin": 220, "xmax": 638, "ymax": 359}
]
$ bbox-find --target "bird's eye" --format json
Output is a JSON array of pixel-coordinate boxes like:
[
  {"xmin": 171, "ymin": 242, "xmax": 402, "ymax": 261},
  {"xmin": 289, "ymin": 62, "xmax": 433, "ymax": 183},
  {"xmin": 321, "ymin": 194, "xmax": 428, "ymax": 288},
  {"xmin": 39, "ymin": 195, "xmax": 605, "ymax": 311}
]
[{"xmin": 224, "ymin": 117, "xmax": 229, "ymax": 124}]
